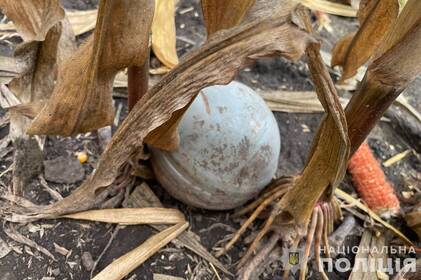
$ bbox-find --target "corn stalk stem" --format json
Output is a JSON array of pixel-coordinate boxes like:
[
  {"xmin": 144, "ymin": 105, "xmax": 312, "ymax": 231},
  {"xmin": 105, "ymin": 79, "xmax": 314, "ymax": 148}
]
[
  {"xmin": 346, "ymin": 74, "xmax": 403, "ymax": 156},
  {"xmin": 127, "ymin": 54, "xmax": 149, "ymax": 111}
]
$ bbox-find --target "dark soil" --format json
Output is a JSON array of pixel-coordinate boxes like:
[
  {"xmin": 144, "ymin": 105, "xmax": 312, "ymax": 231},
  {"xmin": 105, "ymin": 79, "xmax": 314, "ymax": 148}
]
[{"xmin": 0, "ymin": 0, "xmax": 419, "ymax": 280}]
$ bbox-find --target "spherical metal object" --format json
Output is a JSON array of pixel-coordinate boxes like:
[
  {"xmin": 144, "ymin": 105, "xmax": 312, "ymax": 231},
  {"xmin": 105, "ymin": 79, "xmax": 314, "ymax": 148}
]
[{"xmin": 150, "ymin": 81, "xmax": 281, "ymax": 210}]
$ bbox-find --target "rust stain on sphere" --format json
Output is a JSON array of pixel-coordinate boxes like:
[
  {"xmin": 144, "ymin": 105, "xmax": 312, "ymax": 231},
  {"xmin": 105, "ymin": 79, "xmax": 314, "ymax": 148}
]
[{"xmin": 150, "ymin": 81, "xmax": 281, "ymax": 210}]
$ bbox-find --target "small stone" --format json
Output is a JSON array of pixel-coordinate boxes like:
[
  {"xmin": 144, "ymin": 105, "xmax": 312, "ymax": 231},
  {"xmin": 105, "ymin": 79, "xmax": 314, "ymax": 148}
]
[
  {"xmin": 52, "ymin": 268, "xmax": 60, "ymax": 277},
  {"xmin": 81, "ymin": 251, "xmax": 94, "ymax": 271},
  {"xmin": 0, "ymin": 237, "xmax": 11, "ymax": 259},
  {"xmin": 44, "ymin": 156, "xmax": 85, "ymax": 184}
]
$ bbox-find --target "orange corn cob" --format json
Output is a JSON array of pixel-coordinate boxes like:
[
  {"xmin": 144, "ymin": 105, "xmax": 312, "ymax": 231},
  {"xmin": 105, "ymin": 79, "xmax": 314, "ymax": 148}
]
[{"xmin": 348, "ymin": 141, "xmax": 400, "ymax": 218}]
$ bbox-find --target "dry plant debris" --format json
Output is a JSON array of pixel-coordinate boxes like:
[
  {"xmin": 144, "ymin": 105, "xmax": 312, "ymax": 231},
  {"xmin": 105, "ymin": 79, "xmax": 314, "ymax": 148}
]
[
  {"xmin": 1, "ymin": 2, "xmax": 314, "ymax": 223},
  {"xmin": 332, "ymin": 0, "xmax": 399, "ymax": 82}
]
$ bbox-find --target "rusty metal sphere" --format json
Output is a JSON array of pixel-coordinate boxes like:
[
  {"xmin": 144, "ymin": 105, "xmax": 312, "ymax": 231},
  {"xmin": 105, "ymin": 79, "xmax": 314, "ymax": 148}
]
[{"xmin": 150, "ymin": 81, "xmax": 280, "ymax": 210}]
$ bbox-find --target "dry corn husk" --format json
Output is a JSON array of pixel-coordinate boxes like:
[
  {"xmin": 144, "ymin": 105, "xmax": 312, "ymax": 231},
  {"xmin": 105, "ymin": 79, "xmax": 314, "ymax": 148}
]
[
  {"xmin": 63, "ymin": 208, "xmax": 185, "ymax": 225},
  {"xmin": 92, "ymin": 222, "xmax": 188, "ymax": 280},
  {"xmin": 27, "ymin": 0, "xmax": 154, "ymax": 136}
]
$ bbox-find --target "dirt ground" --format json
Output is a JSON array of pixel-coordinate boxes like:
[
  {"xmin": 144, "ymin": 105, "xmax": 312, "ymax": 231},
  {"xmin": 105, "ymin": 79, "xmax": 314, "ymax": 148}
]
[{"xmin": 0, "ymin": 0, "xmax": 420, "ymax": 280}]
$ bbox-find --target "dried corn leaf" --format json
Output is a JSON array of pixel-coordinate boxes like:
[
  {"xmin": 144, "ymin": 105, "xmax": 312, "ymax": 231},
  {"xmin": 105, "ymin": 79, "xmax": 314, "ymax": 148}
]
[
  {"xmin": 277, "ymin": 10, "xmax": 350, "ymax": 232},
  {"xmin": 128, "ymin": 183, "xmax": 230, "ymax": 275},
  {"xmin": 348, "ymin": 229, "xmax": 386, "ymax": 280},
  {"xmin": 298, "ymin": 0, "xmax": 357, "ymax": 17},
  {"xmin": 66, "ymin": 9, "xmax": 97, "ymax": 36},
  {"xmin": 63, "ymin": 208, "xmax": 185, "ymax": 225},
  {"xmin": 201, "ymin": 0, "xmax": 255, "ymax": 35},
  {"xmin": 27, "ymin": 0, "xmax": 154, "ymax": 136},
  {"xmin": 3, "ymin": 223, "xmax": 56, "ymax": 260},
  {"xmin": 370, "ymin": 0, "xmax": 421, "ymax": 74},
  {"xmin": 0, "ymin": 9, "xmax": 97, "ymax": 39},
  {"xmin": 2, "ymin": 10, "xmax": 314, "ymax": 223},
  {"xmin": 336, "ymin": 188, "xmax": 413, "ymax": 245},
  {"xmin": 152, "ymin": 0, "xmax": 178, "ymax": 68},
  {"xmin": 0, "ymin": 0, "xmax": 65, "ymax": 41},
  {"xmin": 92, "ymin": 222, "xmax": 188, "ymax": 280},
  {"xmin": 260, "ymin": 90, "xmax": 349, "ymax": 113},
  {"xmin": 345, "ymin": 0, "xmax": 421, "ymax": 152},
  {"xmin": 331, "ymin": 0, "xmax": 399, "ymax": 81},
  {"xmin": 9, "ymin": 19, "xmax": 76, "ymax": 103}
]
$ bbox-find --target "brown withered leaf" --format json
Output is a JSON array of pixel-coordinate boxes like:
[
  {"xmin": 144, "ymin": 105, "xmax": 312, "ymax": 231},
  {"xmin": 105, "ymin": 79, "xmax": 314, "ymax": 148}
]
[
  {"xmin": 151, "ymin": 0, "xmax": 178, "ymax": 68},
  {"xmin": 0, "ymin": 0, "xmax": 65, "ymax": 41},
  {"xmin": 277, "ymin": 8, "xmax": 350, "ymax": 232},
  {"xmin": 345, "ymin": 0, "xmax": 421, "ymax": 152},
  {"xmin": 331, "ymin": 0, "xmax": 399, "ymax": 81},
  {"xmin": 27, "ymin": 0, "xmax": 154, "ymax": 136},
  {"xmin": 92, "ymin": 222, "xmax": 188, "ymax": 280},
  {"xmin": 2, "ymin": 11, "xmax": 315, "ymax": 222},
  {"xmin": 9, "ymin": 19, "xmax": 76, "ymax": 103},
  {"xmin": 63, "ymin": 208, "xmax": 186, "ymax": 225},
  {"xmin": 201, "ymin": 0, "xmax": 256, "ymax": 35}
]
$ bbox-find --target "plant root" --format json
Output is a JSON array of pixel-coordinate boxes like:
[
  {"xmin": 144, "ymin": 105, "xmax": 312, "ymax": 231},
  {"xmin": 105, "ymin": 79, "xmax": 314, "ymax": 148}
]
[
  {"xmin": 238, "ymin": 233, "xmax": 280, "ymax": 280},
  {"xmin": 223, "ymin": 181, "xmax": 342, "ymax": 280}
]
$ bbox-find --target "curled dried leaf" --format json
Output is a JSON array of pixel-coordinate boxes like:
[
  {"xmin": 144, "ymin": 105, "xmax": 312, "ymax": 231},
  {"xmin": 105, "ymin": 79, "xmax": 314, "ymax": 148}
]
[
  {"xmin": 63, "ymin": 208, "xmax": 186, "ymax": 225},
  {"xmin": 299, "ymin": 0, "xmax": 357, "ymax": 17},
  {"xmin": 27, "ymin": 0, "xmax": 154, "ymax": 136},
  {"xmin": 331, "ymin": 0, "xmax": 399, "ymax": 81},
  {"xmin": 3, "ymin": 11, "xmax": 315, "ymax": 222},
  {"xmin": 152, "ymin": 0, "xmax": 178, "ymax": 68},
  {"xmin": 0, "ymin": 0, "xmax": 65, "ymax": 41},
  {"xmin": 201, "ymin": 0, "xmax": 256, "ymax": 35},
  {"xmin": 345, "ymin": 0, "xmax": 421, "ymax": 152}
]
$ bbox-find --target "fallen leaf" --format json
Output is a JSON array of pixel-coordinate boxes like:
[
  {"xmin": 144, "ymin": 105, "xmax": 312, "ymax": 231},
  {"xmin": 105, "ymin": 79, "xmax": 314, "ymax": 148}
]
[
  {"xmin": 3, "ymin": 223, "xmax": 56, "ymax": 260},
  {"xmin": 27, "ymin": 0, "xmax": 154, "ymax": 136},
  {"xmin": 127, "ymin": 183, "xmax": 231, "ymax": 275},
  {"xmin": 201, "ymin": 0, "xmax": 255, "ymax": 35},
  {"xmin": 63, "ymin": 208, "xmax": 186, "ymax": 225},
  {"xmin": 348, "ymin": 229, "xmax": 387, "ymax": 280},
  {"xmin": 153, "ymin": 274, "xmax": 184, "ymax": 280},
  {"xmin": 152, "ymin": 0, "xmax": 178, "ymax": 68},
  {"xmin": 383, "ymin": 149, "xmax": 412, "ymax": 167},
  {"xmin": 0, "ymin": 0, "xmax": 65, "ymax": 41},
  {"xmin": 92, "ymin": 222, "xmax": 188, "ymax": 280},
  {"xmin": 332, "ymin": 0, "xmax": 399, "ymax": 81},
  {"xmin": 0, "ymin": 237, "xmax": 11, "ymax": 259},
  {"xmin": 299, "ymin": 0, "xmax": 357, "ymax": 17},
  {"xmin": 53, "ymin": 242, "xmax": 69, "ymax": 256},
  {"xmin": 336, "ymin": 188, "xmax": 413, "ymax": 245}
]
